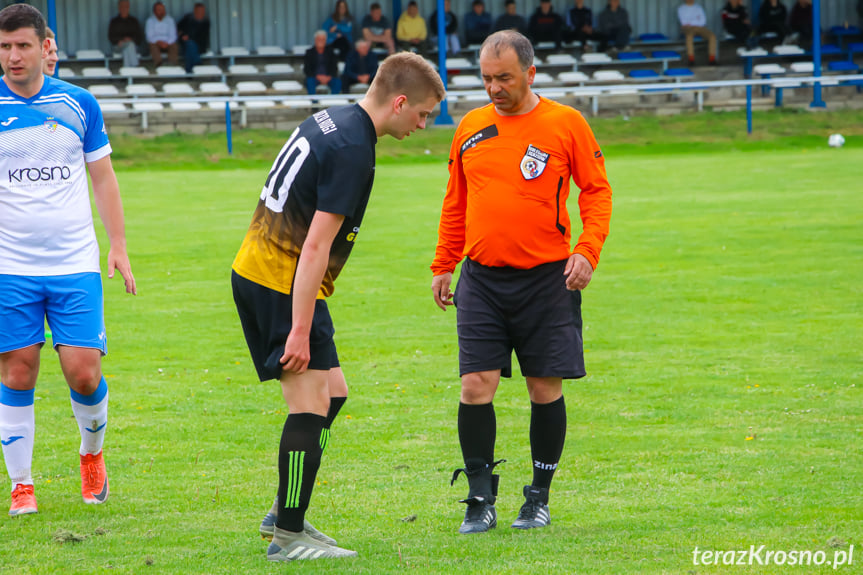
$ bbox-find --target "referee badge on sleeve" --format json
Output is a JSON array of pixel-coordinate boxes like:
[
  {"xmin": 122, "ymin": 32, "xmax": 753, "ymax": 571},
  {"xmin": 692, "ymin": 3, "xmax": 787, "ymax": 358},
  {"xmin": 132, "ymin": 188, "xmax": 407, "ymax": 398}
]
[{"xmin": 520, "ymin": 145, "xmax": 549, "ymax": 180}]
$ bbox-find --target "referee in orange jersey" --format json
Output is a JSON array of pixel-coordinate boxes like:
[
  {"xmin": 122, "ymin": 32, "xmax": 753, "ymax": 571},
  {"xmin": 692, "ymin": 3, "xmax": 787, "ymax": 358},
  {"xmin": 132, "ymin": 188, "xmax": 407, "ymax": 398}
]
[{"xmin": 431, "ymin": 29, "xmax": 612, "ymax": 534}]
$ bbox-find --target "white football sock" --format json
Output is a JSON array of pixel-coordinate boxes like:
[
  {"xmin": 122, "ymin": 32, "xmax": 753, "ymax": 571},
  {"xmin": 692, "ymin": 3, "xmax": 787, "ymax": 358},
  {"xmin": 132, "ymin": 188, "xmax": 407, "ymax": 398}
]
[
  {"xmin": 0, "ymin": 384, "xmax": 35, "ymax": 490},
  {"xmin": 70, "ymin": 377, "xmax": 109, "ymax": 456}
]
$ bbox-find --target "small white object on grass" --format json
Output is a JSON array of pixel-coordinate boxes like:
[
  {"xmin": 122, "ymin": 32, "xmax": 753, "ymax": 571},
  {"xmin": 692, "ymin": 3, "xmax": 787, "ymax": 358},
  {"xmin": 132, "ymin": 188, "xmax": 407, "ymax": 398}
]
[{"xmin": 828, "ymin": 133, "xmax": 845, "ymax": 148}]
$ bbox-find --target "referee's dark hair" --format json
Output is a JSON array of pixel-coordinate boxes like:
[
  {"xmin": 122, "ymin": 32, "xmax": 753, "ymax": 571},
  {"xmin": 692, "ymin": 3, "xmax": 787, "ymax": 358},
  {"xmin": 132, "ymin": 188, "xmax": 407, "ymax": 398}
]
[
  {"xmin": 0, "ymin": 3, "xmax": 47, "ymax": 42},
  {"xmin": 480, "ymin": 29, "xmax": 534, "ymax": 71}
]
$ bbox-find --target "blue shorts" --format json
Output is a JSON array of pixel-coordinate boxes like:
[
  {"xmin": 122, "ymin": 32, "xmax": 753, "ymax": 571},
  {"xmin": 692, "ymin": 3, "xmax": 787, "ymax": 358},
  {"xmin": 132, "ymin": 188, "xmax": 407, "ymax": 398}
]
[{"xmin": 0, "ymin": 273, "xmax": 107, "ymax": 355}]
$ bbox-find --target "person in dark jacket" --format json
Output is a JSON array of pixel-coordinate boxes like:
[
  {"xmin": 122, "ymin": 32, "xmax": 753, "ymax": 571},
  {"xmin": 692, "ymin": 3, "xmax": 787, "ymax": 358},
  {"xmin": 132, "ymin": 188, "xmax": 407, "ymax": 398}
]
[
  {"xmin": 464, "ymin": 0, "xmax": 493, "ymax": 45},
  {"xmin": 177, "ymin": 2, "xmax": 210, "ymax": 73},
  {"xmin": 108, "ymin": 0, "xmax": 144, "ymax": 67},
  {"xmin": 430, "ymin": 0, "xmax": 461, "ymax": 54},
  {"xmin": 528, "ymin": 0, "xmax": 564, "ymax": 49},
  {"xmin": 758, "ymin": 0, "xmax": 788, "ymax": 42},
  {"xmin": 494, "ymin": 0, "xmax": 528, "ymax": 35},
  {"xmin": 789, "ymin": 0, "xmax": 813, "ymax": 47},
  {"xmin": 304, "ymin": 30, "xmax": 342, "ymax": 95},
  {"xmin": 721, "ymin": 0, "xmax": 752, "ymax": 44},
  {"xmin": 341, "ymin": 39, "xmax": 379, "ymax": 93},
  {"xmin": 565, "ymin": 0, "xmax": 607, "ymax": 51},
  {"xmin": 598, "ymin": 0, "xmax": 631, "ymax": 51}
]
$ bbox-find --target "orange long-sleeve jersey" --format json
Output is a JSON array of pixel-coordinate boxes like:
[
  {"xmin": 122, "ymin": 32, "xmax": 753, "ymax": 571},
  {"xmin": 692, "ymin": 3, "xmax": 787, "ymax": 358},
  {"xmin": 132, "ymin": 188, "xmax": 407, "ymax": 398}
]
[{"xmin": 431, "ymin": 97, "xmax": 612, "ymax": 275}]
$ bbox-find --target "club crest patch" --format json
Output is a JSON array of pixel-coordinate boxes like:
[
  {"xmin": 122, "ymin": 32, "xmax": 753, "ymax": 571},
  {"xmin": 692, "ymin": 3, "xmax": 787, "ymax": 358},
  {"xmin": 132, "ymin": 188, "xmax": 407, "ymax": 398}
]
[
  {"xmin": 520, "ymin": 145, "xmax": 549, "ymax": 180},
  {"xmin": 44, "ymin": 118, "xmax": 58, "ymax": 132}
]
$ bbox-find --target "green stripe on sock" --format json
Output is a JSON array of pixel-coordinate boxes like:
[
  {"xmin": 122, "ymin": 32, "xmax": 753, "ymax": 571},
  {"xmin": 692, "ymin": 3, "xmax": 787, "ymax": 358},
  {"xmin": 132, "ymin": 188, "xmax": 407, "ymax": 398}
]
[
  {"xmin": 284, "ymin": 451, "xmax": 306, "ymax": 509},
  {"xmin": 319, "ymin": 428, "xmax": 330, "ymax": 452}
]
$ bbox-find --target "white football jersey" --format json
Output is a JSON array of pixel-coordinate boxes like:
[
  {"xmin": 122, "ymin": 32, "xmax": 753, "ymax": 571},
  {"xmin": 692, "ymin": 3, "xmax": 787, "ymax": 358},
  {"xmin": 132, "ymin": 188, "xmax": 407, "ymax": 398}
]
[{"xmin": 0, "ymin": 75, "xmax": 112, "ymax": 276}]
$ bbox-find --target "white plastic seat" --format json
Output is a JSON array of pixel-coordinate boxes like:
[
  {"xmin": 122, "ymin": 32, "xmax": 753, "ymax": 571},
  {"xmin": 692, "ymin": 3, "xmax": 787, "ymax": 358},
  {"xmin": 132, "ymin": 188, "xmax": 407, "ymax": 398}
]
[
  {"xmin": 132, "ymin": 102, "xmax": 163, "ymax": 111},
  {"xmin": 753, "ymin": 63, "xmax": 786, "ymax": 75},
  {"xmin": 98, "ymin": 102, "xmax": 127, "ymax": 113},
  {"xmin": 192, "ymin": 65, "xmax": 223, "ymax": 76},
  {"xmin": 207, "ymin": 101, "xmax": 239, "ymax": 110},
  {"xmin": 163, "ymin": 82, "xmax": 195, "ymax": 95},
  {"xmin": 281, "ymin": 98, "xmax": 314, "ymax": 108},
  {"xmin": 737, "ymin": 47, "xmax": 768, "ymax": 56},
  {"xmin": 221, "ymin": 46, "xmax": 250, "ymax": 57},
  {"xmin": 292, "ymin": 45, "xmax": 311, "ymax": 56},
  {"xmin": 324, "ymin": 98, "xmax": 351, "ymax": 106},
  {"xmin": 199, "ymin": 81, "xmax": 232, "ymax": 94},
  {"xmin": 89, "ymin": 84, "xmax": 120, "ymax": 96},
  {"xmin": 244, "ymin": 100, "xmax": 276, "ymax": 109},
  {"xmin": 445, "ymin": 57, "xmax": 473, "ymax": 70},
  {"xmin": 169, "ymin": 101, "xmax": 202, "ymax": 111},
  {"xmin": 155, "ymin": 66, "xmax": 186, "ymax": 77},
  {"xmin": 119, "ymin": 66, "xmax": 150, "ymax": 78},
  {"xmin": 57, "ymin": 50, "xmax": 68, "ymax": 61},
  {"xmin": 532, "ymin": 72, "xmax": 556, "ymax": 86},
  {"xmin": 558, "ymin": 71, "xmax": 590, "ymax": 84},
  {"xmin": 229, "ymin": 64, "xmax": 259, "ymax": 75},
  {"xmin": 126, "ymin": 83, "xmax": 157, "ymax": 96},
  {"xmin": 592, "ymin": 70, "xmax": 625, "ymax": 82},
  {"xmin": 58, "ymin": 67, "xmax": 77, "ymax": 79},
  {"xmin": 534, "ymin": 41, "xmax": 556, "ymax": 50},
  {"xmin": 271, "ymin": 80, "xmax": 304, "ymax": 93},
  {"xmin": 236, "ymin": 81, "xmax": 269, "ymax": 94},
  {"xmin": 451, "ymin": 75, "xmax": 482, "ymax": 88},
  {"xmin": 544, "ymin": 53, "xmax": 578, "ymax": 66},
  {"xmin": 256, "ymin": 45, "xmax": 286, "ymax": 56},
  {"xmin": 790, "ymin": 61, "xmax": 814, "ymax": 74},
  {"xmin": 582, "ymin": 53, "xmax": 613, "ymax": 64},
  {"xmin": 773, "ymin": 45, "xmax": 805, "ymax": 56},
  {"xmin": 264, "ymin": 63, "xmax": 294, "ymax": 74},
  {"xmin": 75, "ymin": 49, "xmax": 106, "ymax": 60},
  {"xmin": 81, "ymin": 67, "xmax": 113, "ymax": 78}
]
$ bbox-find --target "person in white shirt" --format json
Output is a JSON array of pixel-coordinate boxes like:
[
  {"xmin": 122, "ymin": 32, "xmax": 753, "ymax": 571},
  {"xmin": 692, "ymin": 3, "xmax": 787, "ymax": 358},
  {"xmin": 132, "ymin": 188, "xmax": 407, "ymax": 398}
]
[
  {"xmin": 678, "ymin": 0, "xmax": 717, "ymax": 65},
  {"xmin": 145, "ymin": 1, "xmax": 178, "ymax": 67},
  {"xmin": 0, "ymin": 3, "xmax": 135, "ymax": 518}
]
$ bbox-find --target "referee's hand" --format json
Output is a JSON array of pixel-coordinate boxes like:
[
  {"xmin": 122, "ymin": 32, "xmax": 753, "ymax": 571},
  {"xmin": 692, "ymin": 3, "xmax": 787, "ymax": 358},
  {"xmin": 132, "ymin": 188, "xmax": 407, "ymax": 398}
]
[
  {"xmin": 432, "ymin": 273, "xmax": 454, "ymax": 311},
  {"xmin": 564, "ymin": 253, "xmax": 593, "ymax": 291}
]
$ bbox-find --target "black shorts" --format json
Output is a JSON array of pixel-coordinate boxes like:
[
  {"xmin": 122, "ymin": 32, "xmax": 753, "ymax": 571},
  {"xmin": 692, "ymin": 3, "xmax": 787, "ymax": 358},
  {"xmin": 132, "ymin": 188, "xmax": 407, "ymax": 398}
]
[
  {"xmin": 231, "ymin": 271, "xmax": 339, "ymax": 381},
  {"xmin": 454, "ymin": 258, "xmax": 585, "ymax": 380}
]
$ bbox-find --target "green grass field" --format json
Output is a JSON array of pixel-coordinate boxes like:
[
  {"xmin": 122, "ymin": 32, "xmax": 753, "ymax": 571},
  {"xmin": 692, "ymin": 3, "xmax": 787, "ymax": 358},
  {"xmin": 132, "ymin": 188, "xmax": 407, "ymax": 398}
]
[{"xmin": 1, "ymin": 113, "xmax": 861, "ymax": 574}]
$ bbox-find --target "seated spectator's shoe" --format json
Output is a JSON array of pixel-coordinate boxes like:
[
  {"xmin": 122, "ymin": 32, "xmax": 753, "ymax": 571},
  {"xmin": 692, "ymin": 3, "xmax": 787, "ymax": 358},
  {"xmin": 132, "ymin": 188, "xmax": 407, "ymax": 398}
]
[
  {"xmin": 9, "ymin": 484, "xmax": 37, "ymax": 516},
  {"xmin": 266, "ymin": 526, "xmax": 357, "ymax": 562},
  {"xmin": 80, "ymin": 451, "xmax": 109, "ymax": 504},
  {"xmin": 459, "ymin": 497, "xmax": 497, "ymax": 534},
  {"xmin": 511, "ymin": 485, "xmax": 551, "ymax": 530},
  {"xmin": 259, "ymin": 497, "xmax": 337, "ymax": 545}
]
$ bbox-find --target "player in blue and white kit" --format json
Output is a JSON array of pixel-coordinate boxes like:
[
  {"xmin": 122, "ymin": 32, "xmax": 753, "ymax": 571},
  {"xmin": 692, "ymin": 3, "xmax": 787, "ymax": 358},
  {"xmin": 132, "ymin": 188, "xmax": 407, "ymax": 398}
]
[{"xmin": 0, "ymin": 4, "xmax": 136, "ymax": 517}]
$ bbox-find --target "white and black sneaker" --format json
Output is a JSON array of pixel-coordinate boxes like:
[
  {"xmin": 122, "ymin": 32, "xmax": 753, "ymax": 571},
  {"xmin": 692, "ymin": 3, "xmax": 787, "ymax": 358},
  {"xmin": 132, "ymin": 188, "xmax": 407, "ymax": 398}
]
[
  {"xmin": 459, "ymin": 497, "xmax": 497, "ymax": 534},
  {"xmin": 259, "ymin": 496, "xmax": 338, "ymax": 545},
  {"xmin": 511, "ymin": 485, "xmax": 551, "ymax": 530},
  {"xmin": 266, "ymin": 526, "xmax": 356, "ymax": 562}
]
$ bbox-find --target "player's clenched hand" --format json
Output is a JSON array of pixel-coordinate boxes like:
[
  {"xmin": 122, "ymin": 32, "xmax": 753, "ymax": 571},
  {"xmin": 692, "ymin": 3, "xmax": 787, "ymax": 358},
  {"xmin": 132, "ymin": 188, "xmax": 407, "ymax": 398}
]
[
  {"xmin": 564, "ymin": 253, "xmax": 593, "ymax": 291},
  {"xmin": 432, "ymin": 273, "xmax": 454, "ymax": 311},
  {"xmin": 107, "ymin": 247, "xmax": 137, "ymax": 295},
  {"xmin": 281, "ymin": 330, "xmax": 311, "ymax": 374}
]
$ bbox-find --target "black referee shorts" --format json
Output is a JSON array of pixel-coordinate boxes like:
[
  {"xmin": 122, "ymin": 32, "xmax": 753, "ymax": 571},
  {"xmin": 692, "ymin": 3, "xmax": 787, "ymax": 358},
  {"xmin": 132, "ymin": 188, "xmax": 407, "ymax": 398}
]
[
  {"xmin": 231, "ymin": 271, "xmax": 339, "ymax": 381},
  {"xmin": 453, "ymin": 258, "xmax": 585, "ymax": 380}
]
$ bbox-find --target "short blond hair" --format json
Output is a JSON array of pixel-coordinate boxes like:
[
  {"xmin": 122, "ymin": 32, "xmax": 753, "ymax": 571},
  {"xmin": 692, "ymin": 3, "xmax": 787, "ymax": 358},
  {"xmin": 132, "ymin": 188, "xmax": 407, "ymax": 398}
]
[
  {"xmin": 368, "ymin": 52, "xmax": 446, "ymax": 105},
  {"xmin": 46, "ymin": 26, "xmax": 55, "ymax": 40}
]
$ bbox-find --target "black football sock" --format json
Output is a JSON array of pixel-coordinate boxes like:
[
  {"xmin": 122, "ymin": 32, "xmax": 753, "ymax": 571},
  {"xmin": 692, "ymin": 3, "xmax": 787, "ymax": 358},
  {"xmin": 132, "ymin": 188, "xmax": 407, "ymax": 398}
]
[
  {"xmin": 276, "ymin": 413, "xmax": 326, "ymax": 532},
  {"xmin": 530, "ymin": 395, "xmax": 567, "ymax": 490},
  {"xmin": 319, "ymin": 396, "xmax": 346, "ymax": 453},
  {"xmin": 458, "ymin": 402, "xmax": 496, "ymax": 465}
]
